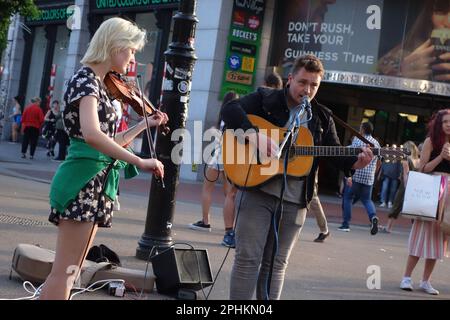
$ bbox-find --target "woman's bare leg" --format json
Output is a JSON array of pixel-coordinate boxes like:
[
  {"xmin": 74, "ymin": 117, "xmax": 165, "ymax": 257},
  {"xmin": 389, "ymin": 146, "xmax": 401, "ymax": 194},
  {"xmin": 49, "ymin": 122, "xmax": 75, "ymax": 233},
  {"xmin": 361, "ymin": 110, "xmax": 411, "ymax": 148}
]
[
  {"xmin": 223, "ymin": 177, "xmax": 237, "ymax": 229},
  {"xmin": 403, "ymin": 255, "xmax": 420, "ymax": 277},
  {"xmin": 422, "ymin": 259, "xmax": 437, "ymax": 282},
  {"xmin": 201, "ymin": 167, "xmax": 219, "ymax": 225},
  {"xmin": 386, "ymin": 218, "xmax": 394, "ymax": 232},
  {"xmin": 39, "ymin": 220, "xmax": 98, "ymax": 300},
  {"xmin": 11, "ymin": 124, "xmax": 17, "ymax": 142}
]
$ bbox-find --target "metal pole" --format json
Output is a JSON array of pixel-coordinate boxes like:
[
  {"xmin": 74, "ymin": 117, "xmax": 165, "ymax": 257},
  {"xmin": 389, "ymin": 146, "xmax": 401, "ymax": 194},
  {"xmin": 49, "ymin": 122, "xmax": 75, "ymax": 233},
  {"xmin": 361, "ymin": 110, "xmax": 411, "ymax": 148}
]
[{"xmin": 136, "ymin": 0, "xmax": 198, "ymax": 260}]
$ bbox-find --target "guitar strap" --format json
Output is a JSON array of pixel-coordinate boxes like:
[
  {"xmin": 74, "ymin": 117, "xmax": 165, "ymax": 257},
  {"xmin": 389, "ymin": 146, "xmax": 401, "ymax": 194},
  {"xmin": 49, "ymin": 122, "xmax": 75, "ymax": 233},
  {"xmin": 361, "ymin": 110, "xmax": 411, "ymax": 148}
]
[{"xmin": 315, "ymin": 102, "xmax": 375, "ymax": 148}]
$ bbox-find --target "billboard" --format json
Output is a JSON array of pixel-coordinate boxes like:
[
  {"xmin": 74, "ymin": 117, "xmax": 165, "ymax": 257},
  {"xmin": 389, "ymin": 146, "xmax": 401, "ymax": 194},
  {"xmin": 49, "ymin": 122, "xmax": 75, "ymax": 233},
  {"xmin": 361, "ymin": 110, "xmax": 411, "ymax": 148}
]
[{"xmin": 269, "ymin": 0, "xmax": 450, "ymax": 96}]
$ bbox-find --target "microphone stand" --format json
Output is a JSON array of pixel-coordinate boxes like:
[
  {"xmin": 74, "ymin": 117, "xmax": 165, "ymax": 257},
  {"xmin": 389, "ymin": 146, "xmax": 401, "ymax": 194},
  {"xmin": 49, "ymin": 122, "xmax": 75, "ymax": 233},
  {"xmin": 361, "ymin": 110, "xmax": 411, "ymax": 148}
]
[
  {"xmin": 276, "ymin": 99, "xmax": 309, "ymax": 159},
  {"xmin": 266, "ymin": 99, "xmax": 310, "ymax": 299}
]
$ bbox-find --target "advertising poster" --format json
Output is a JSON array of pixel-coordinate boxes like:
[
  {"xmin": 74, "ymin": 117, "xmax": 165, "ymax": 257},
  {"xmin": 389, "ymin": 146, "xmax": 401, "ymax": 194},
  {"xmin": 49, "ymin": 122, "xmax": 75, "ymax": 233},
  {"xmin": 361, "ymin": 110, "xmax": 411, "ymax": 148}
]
[
  {"xmin": 220, "ymin": 0, "xmax": 266, "ymax": 99},
  {"xmin": 269, "ymin": 0, "xmax": 450, "ymax": 96}
]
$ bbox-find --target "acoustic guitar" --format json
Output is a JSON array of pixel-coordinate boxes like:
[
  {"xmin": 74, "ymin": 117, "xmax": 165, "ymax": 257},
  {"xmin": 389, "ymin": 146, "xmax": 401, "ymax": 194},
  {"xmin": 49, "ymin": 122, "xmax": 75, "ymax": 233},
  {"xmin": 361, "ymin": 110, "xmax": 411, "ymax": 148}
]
[{"xmin": 222, "ymin": 114, "xmax": 409, "ymax": 188}]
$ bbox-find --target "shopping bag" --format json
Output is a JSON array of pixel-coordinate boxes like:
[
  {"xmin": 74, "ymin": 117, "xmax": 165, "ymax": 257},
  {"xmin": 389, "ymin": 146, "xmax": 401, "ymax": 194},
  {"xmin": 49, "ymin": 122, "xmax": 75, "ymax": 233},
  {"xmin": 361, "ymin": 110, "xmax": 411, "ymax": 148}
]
[
  {"xmin": 439, "ymin": 176, "xmax": 450, "ymax": 235},
  {"xmin": 401, "ymin": 171, "xmax": 446, "ymax": 221}
]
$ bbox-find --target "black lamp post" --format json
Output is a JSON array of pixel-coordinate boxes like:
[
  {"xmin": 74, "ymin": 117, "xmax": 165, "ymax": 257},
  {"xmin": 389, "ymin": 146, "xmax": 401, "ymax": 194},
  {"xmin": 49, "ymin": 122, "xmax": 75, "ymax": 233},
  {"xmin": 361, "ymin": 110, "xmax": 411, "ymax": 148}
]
[{"xmin": 136, "ymin": 0, "xmax": 198, "ymax": 260}]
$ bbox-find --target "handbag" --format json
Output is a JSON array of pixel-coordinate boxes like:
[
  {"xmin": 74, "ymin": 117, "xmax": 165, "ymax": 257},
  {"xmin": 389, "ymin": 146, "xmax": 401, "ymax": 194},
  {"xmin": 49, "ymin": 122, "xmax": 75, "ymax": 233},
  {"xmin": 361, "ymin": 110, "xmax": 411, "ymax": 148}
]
[
  {"xmin": 437, "ymin": 176, "xmax": 450, "ymax": 234},
  {"xmin": 401, "ymin": 171, "xmax": 447, "ymax": 221}
]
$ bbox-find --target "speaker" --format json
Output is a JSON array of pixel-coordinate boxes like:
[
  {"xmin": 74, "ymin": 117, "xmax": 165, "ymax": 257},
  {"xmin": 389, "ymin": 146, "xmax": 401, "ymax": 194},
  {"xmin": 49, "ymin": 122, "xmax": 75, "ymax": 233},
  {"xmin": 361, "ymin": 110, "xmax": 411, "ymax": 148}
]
[{"xmin": 151, "ymin": 247, "xmax": 213, "ymax": 294}]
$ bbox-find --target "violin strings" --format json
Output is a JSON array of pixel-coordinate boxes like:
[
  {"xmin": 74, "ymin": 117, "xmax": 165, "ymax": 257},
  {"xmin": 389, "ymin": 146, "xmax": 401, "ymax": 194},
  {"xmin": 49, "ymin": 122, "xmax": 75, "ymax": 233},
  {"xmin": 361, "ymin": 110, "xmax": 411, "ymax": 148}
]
[
  {"xmin": 136, "ymin": 75, "xmax": 165, "ymax": 189},
  {"xmin": 136, "ymin": 75, "xmax": 157, "ymax": 157}
]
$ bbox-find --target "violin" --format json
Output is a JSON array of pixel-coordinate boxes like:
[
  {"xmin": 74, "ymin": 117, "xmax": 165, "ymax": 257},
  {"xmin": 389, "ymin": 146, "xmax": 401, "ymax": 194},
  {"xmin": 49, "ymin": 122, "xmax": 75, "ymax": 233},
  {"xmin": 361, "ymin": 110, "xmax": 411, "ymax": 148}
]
[
  {"xmin": 105, "ymin": 71, "xmax": 167, "ymax": 188},
  {"xmin": 104, "ymin": 71, "xmax": 170, "ymax": 135}
]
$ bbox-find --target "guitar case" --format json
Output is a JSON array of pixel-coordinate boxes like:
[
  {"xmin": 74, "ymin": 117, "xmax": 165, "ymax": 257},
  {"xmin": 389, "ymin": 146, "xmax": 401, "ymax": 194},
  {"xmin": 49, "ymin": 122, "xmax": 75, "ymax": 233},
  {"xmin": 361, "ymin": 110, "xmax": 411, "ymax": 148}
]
[{"xmin": 10, "ymin": 243, "xmax": 155, "ymax": 292}]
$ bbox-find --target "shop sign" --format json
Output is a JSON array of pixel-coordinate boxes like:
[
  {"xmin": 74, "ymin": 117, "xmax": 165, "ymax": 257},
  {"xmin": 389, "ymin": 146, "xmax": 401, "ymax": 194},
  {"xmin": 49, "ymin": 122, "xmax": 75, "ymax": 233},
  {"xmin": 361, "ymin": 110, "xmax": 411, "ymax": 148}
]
[
  {"xmin": 93, "ymin": 0, "xmax": 179, "ymax": 11},
  {"xmin": 26, "ymin": 5, "xmax": 75, "ymax": 25},
  {"xmin": 324, "ymin": 71, "xmax": 450, "ymax": 97},
  {"xmin": 220, "ymin": 0, "xmax": 266, "ymax": 99},
  {"xmin": 230, "ymin": 41, "xmax": 256, "ymax": 56},
  {"xmin": 269, "ymin": 0, "xmax": 450, "ymax": 97},
  {"xmin": 225, "ymin": 71, "xmax": 253, "ymax": 85}
]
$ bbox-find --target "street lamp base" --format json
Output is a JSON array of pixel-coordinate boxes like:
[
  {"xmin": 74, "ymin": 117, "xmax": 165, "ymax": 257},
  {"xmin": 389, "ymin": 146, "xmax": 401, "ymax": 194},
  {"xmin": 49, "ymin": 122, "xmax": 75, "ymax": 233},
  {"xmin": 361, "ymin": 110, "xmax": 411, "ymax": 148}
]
[{"xmin": 135, "ymin": 235, "xmax": 173, "ymax": 261}]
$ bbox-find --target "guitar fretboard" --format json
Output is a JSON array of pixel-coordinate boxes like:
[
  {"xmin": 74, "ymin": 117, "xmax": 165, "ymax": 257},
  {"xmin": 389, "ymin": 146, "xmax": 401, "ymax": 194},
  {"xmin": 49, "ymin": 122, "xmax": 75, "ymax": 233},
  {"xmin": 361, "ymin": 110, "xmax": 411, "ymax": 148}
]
[{"xmin": 294, "ymin": 146, "xmax": 380, "ymax": 157}]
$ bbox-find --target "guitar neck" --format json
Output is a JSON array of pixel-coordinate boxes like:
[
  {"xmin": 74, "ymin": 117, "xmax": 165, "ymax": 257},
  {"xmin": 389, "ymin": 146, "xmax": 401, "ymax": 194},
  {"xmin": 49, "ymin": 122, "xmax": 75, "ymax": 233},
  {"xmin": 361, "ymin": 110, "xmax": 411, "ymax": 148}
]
[{"xmin": 294, "ymin": 146, "xmax": 379, "ymax": 157}]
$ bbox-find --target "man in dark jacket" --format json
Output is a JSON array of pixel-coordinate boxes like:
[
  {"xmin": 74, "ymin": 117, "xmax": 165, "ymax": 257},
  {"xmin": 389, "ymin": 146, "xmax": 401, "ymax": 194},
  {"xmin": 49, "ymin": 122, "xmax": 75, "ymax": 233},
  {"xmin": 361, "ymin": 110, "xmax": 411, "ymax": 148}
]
[{"xmin": 221, "ymin": 54, "xmax": 374, "ymax": 300}]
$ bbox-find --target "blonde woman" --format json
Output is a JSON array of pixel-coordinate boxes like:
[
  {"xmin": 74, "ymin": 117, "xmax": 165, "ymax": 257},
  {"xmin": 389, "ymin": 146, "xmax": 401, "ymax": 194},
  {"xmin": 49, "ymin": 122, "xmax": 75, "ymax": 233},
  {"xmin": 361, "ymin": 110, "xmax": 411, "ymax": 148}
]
[{"xmin": 39, "ymin": 17, "xmax": 167, "ymax": 300}]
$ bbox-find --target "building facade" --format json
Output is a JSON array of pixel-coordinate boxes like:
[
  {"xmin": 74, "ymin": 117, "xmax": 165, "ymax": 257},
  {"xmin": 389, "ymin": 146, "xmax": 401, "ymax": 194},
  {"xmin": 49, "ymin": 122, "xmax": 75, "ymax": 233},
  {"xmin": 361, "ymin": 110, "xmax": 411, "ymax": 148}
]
[{"xmin": 1, "ymin": 0, "xmax": 449, "ymax": 190}]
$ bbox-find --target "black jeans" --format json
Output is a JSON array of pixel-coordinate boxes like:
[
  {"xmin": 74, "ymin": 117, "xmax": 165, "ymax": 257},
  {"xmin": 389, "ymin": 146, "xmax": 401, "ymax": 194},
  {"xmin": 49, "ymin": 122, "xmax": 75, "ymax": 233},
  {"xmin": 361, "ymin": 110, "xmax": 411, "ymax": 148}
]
[
  {"xmin": 55, "ymin": 129, "xmax": 69, "ymax": 160},
  {"xmin": 21, "ymin": 127, "xmax": 40, "ymax": 156}
]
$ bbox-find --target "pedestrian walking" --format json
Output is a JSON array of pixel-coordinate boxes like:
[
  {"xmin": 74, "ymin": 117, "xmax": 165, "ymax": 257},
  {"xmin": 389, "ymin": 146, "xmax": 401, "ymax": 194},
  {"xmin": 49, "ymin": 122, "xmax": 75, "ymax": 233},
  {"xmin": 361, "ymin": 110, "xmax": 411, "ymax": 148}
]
[{"xmin": 21, "ymin": 97, "xmax": 44, "ymax": 159}]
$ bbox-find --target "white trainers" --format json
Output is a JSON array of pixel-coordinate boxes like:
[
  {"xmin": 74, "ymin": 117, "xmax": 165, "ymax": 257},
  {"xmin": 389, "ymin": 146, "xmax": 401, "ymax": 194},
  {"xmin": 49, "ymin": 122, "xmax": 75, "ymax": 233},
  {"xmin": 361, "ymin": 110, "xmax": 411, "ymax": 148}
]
[
  {"xmin": 419, "ymin": 281, "xmax": 439, "ymax": 295},
  {"xmin": 388, "ymin": 202, "xmax": 393, "ymax": 209},
  {"xmin": 379, "ymin": 202, "xmax": 386, "ymax": 207},
  {"xmin": 400, "ymin": 277, "xmax": 413, "ymax": 291}
]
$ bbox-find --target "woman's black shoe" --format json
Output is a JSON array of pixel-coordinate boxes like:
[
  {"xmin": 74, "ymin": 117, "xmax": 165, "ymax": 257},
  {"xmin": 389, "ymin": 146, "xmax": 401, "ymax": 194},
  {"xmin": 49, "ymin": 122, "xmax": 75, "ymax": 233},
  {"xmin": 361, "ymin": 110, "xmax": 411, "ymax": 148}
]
[{"xmin": 314, "ymin": 232, "xmax": 330, "ymax": 243}]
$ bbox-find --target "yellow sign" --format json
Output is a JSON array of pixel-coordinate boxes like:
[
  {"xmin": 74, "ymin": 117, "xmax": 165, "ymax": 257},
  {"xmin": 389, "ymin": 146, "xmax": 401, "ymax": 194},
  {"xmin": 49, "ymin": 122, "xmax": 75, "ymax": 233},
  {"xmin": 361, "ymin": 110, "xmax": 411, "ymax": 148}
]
[
  {"xmin": 226, "ymin": 71, "xmax": 253, "ymax": 85},
  {"xmin": 241, "ymin": 56, "xmax": 255, "ymax": 72}
]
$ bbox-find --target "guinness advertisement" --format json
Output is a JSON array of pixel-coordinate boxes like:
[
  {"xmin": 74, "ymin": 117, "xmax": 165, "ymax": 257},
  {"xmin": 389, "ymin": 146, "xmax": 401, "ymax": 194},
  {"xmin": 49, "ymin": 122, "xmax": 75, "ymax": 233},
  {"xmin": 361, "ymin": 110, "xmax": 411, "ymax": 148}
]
[
  {"xmin": 270, "ymin": 0, "xmax": 450, "ymax": 97},
  {"xmin": 220, "ymin": 0, "xmax": 266, "ymax": 99}
]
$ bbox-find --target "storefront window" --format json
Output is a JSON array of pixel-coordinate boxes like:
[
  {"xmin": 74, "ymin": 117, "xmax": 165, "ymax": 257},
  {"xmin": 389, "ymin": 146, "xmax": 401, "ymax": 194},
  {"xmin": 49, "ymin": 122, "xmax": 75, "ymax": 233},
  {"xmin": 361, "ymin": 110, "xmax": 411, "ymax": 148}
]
[
  {"xmin": 51, "ymin": 25, "xmax": 70, "ymax": 105},
  {"xmin": 135, "ymin": 12, "xmax": 159, "ymax": 93},
  {"xmin": 25, "ymin": 26, "xmax": 47, "ymax": 105}
]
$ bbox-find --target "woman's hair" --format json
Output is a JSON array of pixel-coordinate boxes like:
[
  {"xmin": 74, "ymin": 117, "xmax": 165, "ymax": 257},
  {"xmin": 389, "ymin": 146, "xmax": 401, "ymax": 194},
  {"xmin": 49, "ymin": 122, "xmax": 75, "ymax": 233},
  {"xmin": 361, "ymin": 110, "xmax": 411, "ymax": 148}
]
[
  {"xmin": 31, "ymin": 97, "xmax": 41, "ymax": 103},
  {"xmin": 81, "ymin": 17, "xmax": 146, "ymax": 65},
  {"xmin": 402, "ymin": 140, "xmax": 419, "ymax": 160},
  {"xmin": 404, "ymin": 0, "xmax": 449, "ymax": 52},
  {"xmin": 218, "ymin": 91, "xmax": 239, "ymax": 128},
  {"xmin": 428, "ymin": 109, "xmax": 450, "ymax": 152}
]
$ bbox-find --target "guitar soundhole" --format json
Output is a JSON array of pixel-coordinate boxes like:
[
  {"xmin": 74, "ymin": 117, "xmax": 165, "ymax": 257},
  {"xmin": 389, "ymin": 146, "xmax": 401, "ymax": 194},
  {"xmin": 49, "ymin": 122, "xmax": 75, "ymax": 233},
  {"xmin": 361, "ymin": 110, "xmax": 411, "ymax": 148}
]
[{"xmin": 287, "ymin": 148, "xmax": 296, "ymax": 161}]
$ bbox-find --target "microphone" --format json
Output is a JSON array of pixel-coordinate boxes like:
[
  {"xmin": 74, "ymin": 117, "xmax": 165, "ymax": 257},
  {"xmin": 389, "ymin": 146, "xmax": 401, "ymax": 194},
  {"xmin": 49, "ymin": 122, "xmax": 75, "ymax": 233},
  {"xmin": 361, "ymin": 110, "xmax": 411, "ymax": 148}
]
[
  {"xmin": 278, "ymin": 96, "xmax": 310, "ymax": 158},
  {"xmin": 303, "ymin": 96, "xmax": 312, "ymax": 120},
  {"xmin": 294, "ymin": 96, "xmax": 310, "ymax": 124}
]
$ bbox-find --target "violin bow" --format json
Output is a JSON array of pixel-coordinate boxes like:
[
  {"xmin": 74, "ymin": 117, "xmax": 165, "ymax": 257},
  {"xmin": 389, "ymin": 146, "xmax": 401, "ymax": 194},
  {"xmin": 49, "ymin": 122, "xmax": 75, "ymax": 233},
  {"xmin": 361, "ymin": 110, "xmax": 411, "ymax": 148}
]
[{"xmin": 136, "ymin": 75, "xmax": 165, "ymax": 189}]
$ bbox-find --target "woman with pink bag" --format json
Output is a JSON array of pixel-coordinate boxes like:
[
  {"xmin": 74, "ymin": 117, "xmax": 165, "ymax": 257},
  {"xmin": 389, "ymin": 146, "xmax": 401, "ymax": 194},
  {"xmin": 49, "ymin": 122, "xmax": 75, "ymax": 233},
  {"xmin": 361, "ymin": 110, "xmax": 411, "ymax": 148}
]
[{"xmin": 400, "ymin": 109, "xmax": 450, "ymax": 295}]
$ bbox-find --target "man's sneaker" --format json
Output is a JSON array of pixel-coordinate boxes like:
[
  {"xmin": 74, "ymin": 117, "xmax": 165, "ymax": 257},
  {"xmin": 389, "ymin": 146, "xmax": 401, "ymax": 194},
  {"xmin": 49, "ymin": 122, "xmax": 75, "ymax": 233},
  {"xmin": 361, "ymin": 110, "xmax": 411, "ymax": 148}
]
[
  {"xmin": 314, "ymin": 232, "xmax": 330, "ymax": 242},
  {"xmin": 419, "ymin": 281, "xmax": 439, "ymax": 295},
  {"xmin": 370, "ymin": 216, "xmax": 379, "ymax": 235},
  {"xmin": 222, "ymin": 230, "xmax": 235, "ymax": 248},
  {"xmin": 338, "ymin": 225, "xmax": 350, "ymax": 232},
  {"xmin": 379, "ymin": 202, "xmax": 386, "ymax": 207},
  {"xmin": 400, "ymin": 277, "xmax": 413, "ymax": 291},
  {"xmin": 188, "ymin": 220, "xmax": 211, "ymax": 232},
  {"xmin": 388, "ymin": 202, "xmax": 393, "ymax": 209}
]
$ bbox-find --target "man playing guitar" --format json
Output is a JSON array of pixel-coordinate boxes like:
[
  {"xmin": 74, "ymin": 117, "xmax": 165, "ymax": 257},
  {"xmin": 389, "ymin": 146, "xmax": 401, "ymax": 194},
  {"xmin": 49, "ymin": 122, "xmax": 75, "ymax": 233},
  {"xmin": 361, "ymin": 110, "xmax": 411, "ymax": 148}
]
[{"xmin": 220, "ymin": 54, "xmax": 374, "ymax": 300}]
